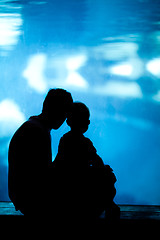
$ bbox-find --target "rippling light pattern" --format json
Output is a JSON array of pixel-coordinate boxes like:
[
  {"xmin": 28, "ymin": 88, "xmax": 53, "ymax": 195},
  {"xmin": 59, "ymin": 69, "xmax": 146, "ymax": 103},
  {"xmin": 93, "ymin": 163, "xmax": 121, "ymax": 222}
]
[
  {"xmin": 0, "ymin": 0, "xmax": 160, "ymax": 205},
  {"xmin": 0, "ymin": 13, "xmax": 22, "ymax": 51}
]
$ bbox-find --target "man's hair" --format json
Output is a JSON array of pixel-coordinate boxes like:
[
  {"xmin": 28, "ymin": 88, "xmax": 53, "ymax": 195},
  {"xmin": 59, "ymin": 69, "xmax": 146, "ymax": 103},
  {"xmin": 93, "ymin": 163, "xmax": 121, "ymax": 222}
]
[{"xmin": 42, "ymin": 88, "xmax": 73, "ymax": 114}]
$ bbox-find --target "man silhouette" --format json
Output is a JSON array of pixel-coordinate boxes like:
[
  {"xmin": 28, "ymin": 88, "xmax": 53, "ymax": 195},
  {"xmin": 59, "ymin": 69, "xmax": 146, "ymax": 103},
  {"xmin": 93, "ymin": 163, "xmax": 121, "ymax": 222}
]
[{"xmin": 8, "ymin": 88, "xmax": 73, "ymax": 215}]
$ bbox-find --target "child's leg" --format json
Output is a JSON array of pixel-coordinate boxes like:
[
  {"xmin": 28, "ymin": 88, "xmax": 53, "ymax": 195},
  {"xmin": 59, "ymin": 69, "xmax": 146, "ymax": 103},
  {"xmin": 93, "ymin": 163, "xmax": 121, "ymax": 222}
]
[{"xmin": 105, "ymin": 201, "xmax": 120, "ymax": 222}]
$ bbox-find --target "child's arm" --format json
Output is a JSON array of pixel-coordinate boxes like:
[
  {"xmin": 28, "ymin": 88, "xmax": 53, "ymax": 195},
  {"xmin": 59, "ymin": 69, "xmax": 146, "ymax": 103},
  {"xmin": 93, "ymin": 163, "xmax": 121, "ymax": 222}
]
[
  {"xmin": 92, "ymin": 153, "xmax": 104, "ymax": 168},
  {"xmin": 86, "ymin": 138, "xmax": 104, "ymax": 168}
]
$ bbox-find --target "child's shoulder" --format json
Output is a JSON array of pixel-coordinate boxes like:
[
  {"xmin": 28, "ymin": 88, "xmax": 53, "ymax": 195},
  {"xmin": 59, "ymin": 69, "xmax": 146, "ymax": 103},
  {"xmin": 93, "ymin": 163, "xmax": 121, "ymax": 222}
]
[
  {"xmin": 60, "ymin": 132, "xmax": 95, "ymax": 147},
  {"xmin": 60, "ymin": 131, "xmax": 72, "ymax": 141},
  {"xmin": 82, "ymin": 135, "xmax": 93, "ymax": 144}
]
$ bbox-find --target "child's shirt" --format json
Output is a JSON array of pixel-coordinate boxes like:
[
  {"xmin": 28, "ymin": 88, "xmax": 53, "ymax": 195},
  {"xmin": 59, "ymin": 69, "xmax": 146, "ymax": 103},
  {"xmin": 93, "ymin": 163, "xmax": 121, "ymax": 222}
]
[{"xmin": 53, "ymin": 131, "xmax": 104, "ymax": 169}]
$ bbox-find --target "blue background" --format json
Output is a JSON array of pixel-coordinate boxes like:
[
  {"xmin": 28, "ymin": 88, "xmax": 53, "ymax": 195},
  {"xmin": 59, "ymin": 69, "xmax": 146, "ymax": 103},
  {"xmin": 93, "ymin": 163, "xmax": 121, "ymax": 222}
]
[{"xmin": 0, "ymin": 0, "xmax": 160, "ymax": 205}]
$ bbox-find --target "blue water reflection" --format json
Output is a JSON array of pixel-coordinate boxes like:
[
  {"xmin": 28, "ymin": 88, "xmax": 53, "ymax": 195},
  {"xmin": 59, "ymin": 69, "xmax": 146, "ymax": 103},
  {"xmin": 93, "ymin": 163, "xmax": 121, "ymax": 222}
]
[{"xmin": 0, "ymin": 0, "xmax": 160, "ymax": 205}]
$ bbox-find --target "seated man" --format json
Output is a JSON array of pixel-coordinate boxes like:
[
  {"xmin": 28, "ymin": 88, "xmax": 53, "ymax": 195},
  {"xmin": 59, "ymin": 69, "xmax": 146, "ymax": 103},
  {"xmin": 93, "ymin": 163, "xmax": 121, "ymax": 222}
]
[{"xmin": 8, "ymin": 88, "xmax": 73, "ymax": 215}]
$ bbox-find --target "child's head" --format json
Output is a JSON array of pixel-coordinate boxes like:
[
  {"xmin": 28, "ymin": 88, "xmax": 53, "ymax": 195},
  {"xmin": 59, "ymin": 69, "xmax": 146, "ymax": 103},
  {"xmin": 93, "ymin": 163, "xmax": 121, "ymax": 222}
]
[{"xmin": 66, "ymin": 102, "xmax": 90, "ymax": 133}]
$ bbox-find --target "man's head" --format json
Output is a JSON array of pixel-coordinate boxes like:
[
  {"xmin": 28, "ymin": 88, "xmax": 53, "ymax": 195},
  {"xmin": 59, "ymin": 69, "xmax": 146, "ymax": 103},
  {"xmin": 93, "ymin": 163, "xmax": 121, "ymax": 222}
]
[
  {"xmin": 42, "ymin": 88, "xmax": 73, "ymax": 129},
  {"xmin": 66, "ymin": 102, "xmax": 90, "ymax": 134}
]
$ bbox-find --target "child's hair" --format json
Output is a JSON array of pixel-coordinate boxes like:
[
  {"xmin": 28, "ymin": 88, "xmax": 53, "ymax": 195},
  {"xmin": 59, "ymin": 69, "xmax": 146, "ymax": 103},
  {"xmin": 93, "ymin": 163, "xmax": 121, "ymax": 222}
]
[{"xmin": 66, "ymin": 102, "xmax": 90, "ymax": 128}]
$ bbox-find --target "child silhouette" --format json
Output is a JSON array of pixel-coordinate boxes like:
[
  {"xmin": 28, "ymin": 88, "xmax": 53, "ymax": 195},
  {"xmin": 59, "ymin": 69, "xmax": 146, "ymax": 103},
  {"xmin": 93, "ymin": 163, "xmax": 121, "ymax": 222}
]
[
  {"xmin": 52, "ymin": 102, "xmax": 120, "ymax": 221},
  {"xmin": 54, "ymin": 102, "xmax": 104, "ymax": 169}
]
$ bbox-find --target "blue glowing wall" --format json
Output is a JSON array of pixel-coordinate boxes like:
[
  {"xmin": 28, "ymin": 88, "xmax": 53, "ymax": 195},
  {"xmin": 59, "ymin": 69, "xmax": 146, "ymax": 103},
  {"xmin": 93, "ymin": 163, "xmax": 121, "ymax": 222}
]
[{"xmin": 0, "ymin": 0, "xmax": 160, "ymax": 205}]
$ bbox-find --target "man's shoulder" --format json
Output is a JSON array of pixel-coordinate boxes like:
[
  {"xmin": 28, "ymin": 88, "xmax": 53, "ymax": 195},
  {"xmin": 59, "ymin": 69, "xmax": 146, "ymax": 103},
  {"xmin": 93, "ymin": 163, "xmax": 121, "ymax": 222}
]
[
  {"xmin": 20, "ymin": 116, "xmax": 49, "ymax": 132},
  {"xmin": 14, "ymin": 118, "xmax": 39, "ymax": 135},
  {"xmin": 11, "ymin": 116, "xmax": 47, "ymax": 144}
]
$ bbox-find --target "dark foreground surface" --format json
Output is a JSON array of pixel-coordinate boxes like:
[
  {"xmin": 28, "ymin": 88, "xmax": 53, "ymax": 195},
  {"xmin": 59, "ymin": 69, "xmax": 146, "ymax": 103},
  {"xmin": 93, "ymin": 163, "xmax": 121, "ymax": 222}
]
[
  {"xmin": 1, "ymin": 202, "xmax": 160, "ymax": 220},
  {"xmin": 0, "ymin": 202, "xmax": 160, "ymax": 235}
]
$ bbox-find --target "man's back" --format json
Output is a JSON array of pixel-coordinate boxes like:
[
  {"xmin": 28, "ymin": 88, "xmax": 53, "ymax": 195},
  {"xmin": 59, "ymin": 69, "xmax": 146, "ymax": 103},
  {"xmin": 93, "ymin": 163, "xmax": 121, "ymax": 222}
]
[{"xmin": 8, "ymin": 116, "xmax": 52, "ymax": 214}]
